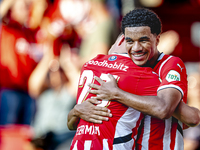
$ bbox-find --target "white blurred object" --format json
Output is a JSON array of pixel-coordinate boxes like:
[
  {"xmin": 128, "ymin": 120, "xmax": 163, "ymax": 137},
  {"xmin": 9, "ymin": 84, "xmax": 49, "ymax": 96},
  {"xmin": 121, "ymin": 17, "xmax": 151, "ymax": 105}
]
[
  {"xmin": 48, "ymin": 19, "xmax": 66, "ymax": 37},
  {"xmin": 188, "ymin": 75, "xmax": 197, "ymax": 89},
  {"xmin": 59, "ymin": 0, "xmax": 91, "ymax": 25},
  {"xmin": 191, "ymin": 22, "xmax": 200, "ymax": 48}
]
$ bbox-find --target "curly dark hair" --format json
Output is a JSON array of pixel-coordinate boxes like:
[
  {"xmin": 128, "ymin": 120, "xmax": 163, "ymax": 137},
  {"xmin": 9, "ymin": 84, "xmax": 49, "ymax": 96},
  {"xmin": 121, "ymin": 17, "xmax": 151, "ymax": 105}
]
[{"xmin": 121, "ymin": 8, "xmax": 162, "ymax": 35}]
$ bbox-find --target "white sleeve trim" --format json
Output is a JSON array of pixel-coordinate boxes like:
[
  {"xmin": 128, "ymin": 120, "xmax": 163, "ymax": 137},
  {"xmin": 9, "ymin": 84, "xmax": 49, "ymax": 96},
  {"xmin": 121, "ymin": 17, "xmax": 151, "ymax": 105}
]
[
  {"xmin": 157, "ymin": 84, "xmax": 184, "ymax": 96},
  {"xmin": 158, "ymin": 56, "xmax": 173, "ymax": 77}
]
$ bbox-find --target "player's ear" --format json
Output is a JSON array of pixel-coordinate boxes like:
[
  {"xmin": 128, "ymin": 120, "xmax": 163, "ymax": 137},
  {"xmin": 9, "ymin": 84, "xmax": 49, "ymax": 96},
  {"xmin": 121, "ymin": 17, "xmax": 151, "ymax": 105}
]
[
  {"xmin": 156, "ymin": 35, "xmax": 160, "ymax": 46},
  {"xmin": 118, "ymin": 34, "xmax": 125, "ymax": 46}
]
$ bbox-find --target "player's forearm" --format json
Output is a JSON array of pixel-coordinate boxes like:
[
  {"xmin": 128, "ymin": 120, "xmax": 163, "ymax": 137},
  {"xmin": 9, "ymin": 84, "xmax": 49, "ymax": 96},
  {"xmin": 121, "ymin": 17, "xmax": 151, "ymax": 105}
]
[
  {"xmin": 113, "ymin": 88, "xmax": 168, "ymax": 119},
  {"xmin": 89, "ymin": 76, "xmax": 180, "ymax": 120},
  {"xmin": 0, "ymin": 0, "xmax": 14, "ymax": 18},
  {"xmin": 114, "ymin": 87, "xmax": 182, "ymax": 120},
  {"xmin": 173, "ymin": 101, "xmax": 200, "ymax": 127},
  {"xmin": 28, "ymin": 50, "xmax": 53, "ymax": 98},
  {"xmin": 28, "ymin": 59, "xmax": 50, "ymax": 98},
  {"xmin": 67, "ymin": 108, "xmax": 80, "ymax": 130}
]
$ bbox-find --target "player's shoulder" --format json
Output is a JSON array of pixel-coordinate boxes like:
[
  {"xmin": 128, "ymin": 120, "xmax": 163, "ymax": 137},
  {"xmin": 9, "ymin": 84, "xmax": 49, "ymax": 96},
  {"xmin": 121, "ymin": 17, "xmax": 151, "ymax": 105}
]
[
  {"xmin": 157, "ymin": 53, "xmax": 185, "ymax": 70},
  {"xmin": 156, "ymin": 54, "xmax": 187, "ymax": 78},
  {"xmin": 165, "ymin": 55, "xmax": 185, "ymax": 72},
  {"xmin": 159, "ymin": 54, "xmax": 184, "ymax": 64}
]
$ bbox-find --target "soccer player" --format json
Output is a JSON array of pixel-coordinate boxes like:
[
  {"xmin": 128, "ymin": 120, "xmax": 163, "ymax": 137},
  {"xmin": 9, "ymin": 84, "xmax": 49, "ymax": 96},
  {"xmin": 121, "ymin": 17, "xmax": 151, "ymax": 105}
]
[
  {"xmin": 68, "ymin": 34, "xmax": 162, "ymax": 149},
  {"xmin": 69, "ymin": 8, "xmax": 200, "ymax": 150}
]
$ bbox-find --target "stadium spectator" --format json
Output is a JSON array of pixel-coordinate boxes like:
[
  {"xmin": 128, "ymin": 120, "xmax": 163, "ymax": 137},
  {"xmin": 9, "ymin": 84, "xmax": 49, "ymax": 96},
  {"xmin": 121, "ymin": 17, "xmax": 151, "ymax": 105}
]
[
  {"xmin": 29, "ymin": 46, "xmax": 80, "ymax": 150},
  {"xmin": 0, "ymin": 0, "xmax": 37, "ymax": 126},
  {"xmin": 75, "ymin": 0, "xmax": 118, "ymax": 68}
]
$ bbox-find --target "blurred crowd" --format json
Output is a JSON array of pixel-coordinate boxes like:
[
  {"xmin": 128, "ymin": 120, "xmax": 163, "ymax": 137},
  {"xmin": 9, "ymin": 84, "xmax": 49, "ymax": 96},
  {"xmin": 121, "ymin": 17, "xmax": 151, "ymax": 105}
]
[
  {"xmin": 0, "ymin": 0, "xmax": 124, "ymax": 149},
  {"xmin": 0, "ymin": 0, "xmax": 199, "ymax": 150}
]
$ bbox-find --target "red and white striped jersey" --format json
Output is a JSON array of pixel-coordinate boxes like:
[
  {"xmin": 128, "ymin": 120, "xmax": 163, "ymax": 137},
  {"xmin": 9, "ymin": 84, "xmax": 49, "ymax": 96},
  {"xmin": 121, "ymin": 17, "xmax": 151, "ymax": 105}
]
[
  {"xmin": 136, "ymin": 53, "xmax": 188, "ymax": 150},
  {"xmin": 70, "ymin": 54, "xmax": 160, "ymax": 150}
]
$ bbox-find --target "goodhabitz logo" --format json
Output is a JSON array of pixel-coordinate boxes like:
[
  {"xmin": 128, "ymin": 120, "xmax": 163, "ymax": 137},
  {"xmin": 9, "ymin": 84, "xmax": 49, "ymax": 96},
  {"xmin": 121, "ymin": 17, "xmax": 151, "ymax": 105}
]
[{"xmin": 84, "ymin": 56, "xmax": 129, "ymax": 71}]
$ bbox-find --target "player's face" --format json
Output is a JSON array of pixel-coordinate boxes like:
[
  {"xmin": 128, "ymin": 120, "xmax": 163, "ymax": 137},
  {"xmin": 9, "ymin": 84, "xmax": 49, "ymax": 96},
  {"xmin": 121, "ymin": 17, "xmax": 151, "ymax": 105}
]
[{"xmin": 125, "ymin": 26, "xmax": 160, "ymax": 67}]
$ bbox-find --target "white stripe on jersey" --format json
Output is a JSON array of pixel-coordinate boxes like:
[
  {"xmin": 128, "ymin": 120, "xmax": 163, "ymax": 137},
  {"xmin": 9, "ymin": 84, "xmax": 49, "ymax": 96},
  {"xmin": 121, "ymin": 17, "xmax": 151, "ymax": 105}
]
[
  {"xmin": 142, "ymin": 115, "xmax": 151, "ymax": 150},
  {"xmin": 72, "ymin": 141, "xmax": 78, "ymax": 150},
  {"xmin": 158, "ymin": 56, "xmax": 173, "ymax": 77},
  {"xmin": 140, "ymin": 116, "xmax": 184, "ymax": 150},
  {"xmin": 174, "ymin": 121, "xmax": 184, "ymax": 150},
  {"xmin": 113, "ymin": 139, "xmax": 134, "ymax": 150},
  {"xmin": 84, "ymin": 140, "xmax": 92, "ymax": 150},
  {"xmin": 114, "ymin": 107, "xmax": 141, "ymax": 138},
  {"xmin": 112, "ymin": 107, "xmax": 142, "ymax": 150},
  {"xmin": 157, "ymin": 84, "xmax": 184, "ymax": 97},
  {"xmin": 163, "ymin": 117, "xmax": 172, "ymax": 150},
  {"xmin": 103, "ymin": 139, "xmax": 109, "ymax": 150}
]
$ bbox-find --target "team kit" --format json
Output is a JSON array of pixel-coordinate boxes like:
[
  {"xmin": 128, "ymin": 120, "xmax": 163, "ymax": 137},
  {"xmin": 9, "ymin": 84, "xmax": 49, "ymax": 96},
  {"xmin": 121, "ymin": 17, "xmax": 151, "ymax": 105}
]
[{"xmin": 70, "ymin": 53, "xmax": 187, "ymax": 150}]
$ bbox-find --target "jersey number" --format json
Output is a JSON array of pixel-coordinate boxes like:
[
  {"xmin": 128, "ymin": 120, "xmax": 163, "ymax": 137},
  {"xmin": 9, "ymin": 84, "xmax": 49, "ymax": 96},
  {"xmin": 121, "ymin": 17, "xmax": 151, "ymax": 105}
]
[{"xmin": 77, "ymin": 70, "xmax": 118, "ymax": 107}]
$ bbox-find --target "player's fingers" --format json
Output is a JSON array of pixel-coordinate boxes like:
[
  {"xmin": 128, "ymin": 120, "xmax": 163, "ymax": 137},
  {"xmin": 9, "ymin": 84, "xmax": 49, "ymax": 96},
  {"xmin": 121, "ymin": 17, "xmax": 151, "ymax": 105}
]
[
  {"xmin": 88, "ymin": 118, "xmax": 103, "ymax": 124},
  {"xmin": 88, "ymin": 89, "xmax": 99, "ymax": 96},
  {"xmin": 94, "ymin": 76, "xmax": 104, "ymax": 85},
  {"xmin": 108, "ymin": 73, "xmax": 116, "ymax": 82},
  {"xmin": 89, "ymin": 115, "xmax": 109, "ymax": 123},
  {"xmin": 94, "ymin": 109, "xmax": 112, "ymax": 118},
  {"xmin": 108, "ymin": 73, "xmax": 116, "ymax": 81},
  {"xmin": 88, "ymin": 83, "xmax": 101, "ymax": 90},
  {"xmin": 94, "ymin": 104, "xmax": 111, "ymax": 112},
  {"xmin": 87, "ymin": 98, "xmax": 101, "ymax": 105},
  {"xmin": 93, "ymin": 106, "xmax": 112, "ymax": 117}
]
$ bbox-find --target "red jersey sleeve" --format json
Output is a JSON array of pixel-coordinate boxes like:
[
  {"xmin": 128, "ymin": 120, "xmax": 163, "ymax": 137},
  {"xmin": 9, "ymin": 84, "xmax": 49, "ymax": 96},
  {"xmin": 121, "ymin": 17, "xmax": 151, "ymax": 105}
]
[{"xmin": 157, "ymin": 56, "xmax": 188, "ymax": 103}]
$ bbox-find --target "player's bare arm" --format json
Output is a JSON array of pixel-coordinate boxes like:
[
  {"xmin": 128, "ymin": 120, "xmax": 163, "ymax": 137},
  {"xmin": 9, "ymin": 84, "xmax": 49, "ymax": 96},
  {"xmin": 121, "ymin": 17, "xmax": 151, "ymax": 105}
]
[
  {"xmin": 67, "ymin": 108, "xmax": 80, "ymax": 130},
  {"xmin": 67, "ymin": 98, "xmax": 112, "ymax": 130},
  {"xmin": 173, "ymin": 101, "xmax": 200, "ymax": 127},
  {"xmin": 88, "ymin": 74, "xmax": 200, "ymax": 126},
  {"xmin": 88, "ymin": 74, "xmax": 180, "ymax": 119}
]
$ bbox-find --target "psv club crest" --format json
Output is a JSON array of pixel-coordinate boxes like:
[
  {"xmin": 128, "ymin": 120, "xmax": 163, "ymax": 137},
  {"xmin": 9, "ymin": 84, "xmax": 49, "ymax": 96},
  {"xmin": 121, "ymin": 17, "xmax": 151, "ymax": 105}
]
[{"xmin": 108, "ymin": 56, "xmax": 117, "ymax": 61}]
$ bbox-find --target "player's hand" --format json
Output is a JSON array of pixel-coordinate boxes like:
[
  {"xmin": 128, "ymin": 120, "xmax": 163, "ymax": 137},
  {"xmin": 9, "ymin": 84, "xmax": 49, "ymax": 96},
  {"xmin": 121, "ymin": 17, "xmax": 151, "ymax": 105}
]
[
  {"xmin": 74, "ymin": 98, "xmax": 112, "ymax": 124},
  {"xmin": 88, "ymin": 74, "xmax": 119, "ymax": 100}
]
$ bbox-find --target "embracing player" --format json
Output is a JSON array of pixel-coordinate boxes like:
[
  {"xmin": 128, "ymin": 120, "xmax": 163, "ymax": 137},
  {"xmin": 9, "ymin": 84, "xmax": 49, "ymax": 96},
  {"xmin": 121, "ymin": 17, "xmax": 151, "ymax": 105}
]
[{"xmin": 68, "ymin": 35, "xmax": 161, "ymax": 149}]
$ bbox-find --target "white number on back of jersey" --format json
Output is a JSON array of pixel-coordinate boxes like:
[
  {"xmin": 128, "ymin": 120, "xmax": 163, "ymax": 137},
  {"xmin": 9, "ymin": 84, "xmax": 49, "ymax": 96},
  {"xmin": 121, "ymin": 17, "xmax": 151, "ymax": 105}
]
[{"xmin": 77, "ymin": 70, "xmax": 118, "ymax": 107}]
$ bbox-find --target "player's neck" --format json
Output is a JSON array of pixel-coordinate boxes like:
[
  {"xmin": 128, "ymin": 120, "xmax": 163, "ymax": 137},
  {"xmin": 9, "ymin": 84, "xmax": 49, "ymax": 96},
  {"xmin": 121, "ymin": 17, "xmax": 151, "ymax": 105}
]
[{"xmin": 143, "ymin": 51, "xmax": 161, "ymax": 68}]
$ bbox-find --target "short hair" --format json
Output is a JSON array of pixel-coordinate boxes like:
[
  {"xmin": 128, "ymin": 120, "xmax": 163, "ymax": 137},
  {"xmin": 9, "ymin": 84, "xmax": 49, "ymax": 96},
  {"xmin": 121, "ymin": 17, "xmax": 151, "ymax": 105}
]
[{"xmin": 121, "ymin": 8, "xmax": 162, "ymax": 35}]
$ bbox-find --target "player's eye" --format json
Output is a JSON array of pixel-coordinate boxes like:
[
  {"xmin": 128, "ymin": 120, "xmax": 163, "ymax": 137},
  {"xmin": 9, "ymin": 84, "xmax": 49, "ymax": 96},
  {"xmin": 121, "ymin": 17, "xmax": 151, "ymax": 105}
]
[
  {"xmin": 126, "ymin": 40, "xmax": 133, "ymax": 44},
  {"xmin": 139, "ymin": 37, "xmax": 150, "ymax": 43}
]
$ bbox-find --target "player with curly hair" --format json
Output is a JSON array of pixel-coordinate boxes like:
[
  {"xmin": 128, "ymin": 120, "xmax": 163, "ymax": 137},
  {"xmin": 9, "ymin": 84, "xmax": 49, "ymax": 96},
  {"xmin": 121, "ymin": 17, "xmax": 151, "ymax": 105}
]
[{"xmin": 68, "ymin": 8, "xmax": 200, "ymax": 150}]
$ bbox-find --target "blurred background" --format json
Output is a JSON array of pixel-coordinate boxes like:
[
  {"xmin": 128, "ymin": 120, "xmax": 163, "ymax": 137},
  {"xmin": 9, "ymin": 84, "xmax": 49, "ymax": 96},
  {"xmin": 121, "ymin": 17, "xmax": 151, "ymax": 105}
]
[{"xmin": 0, "ymin": 0, "xmax": 199, "ymax": 150}]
